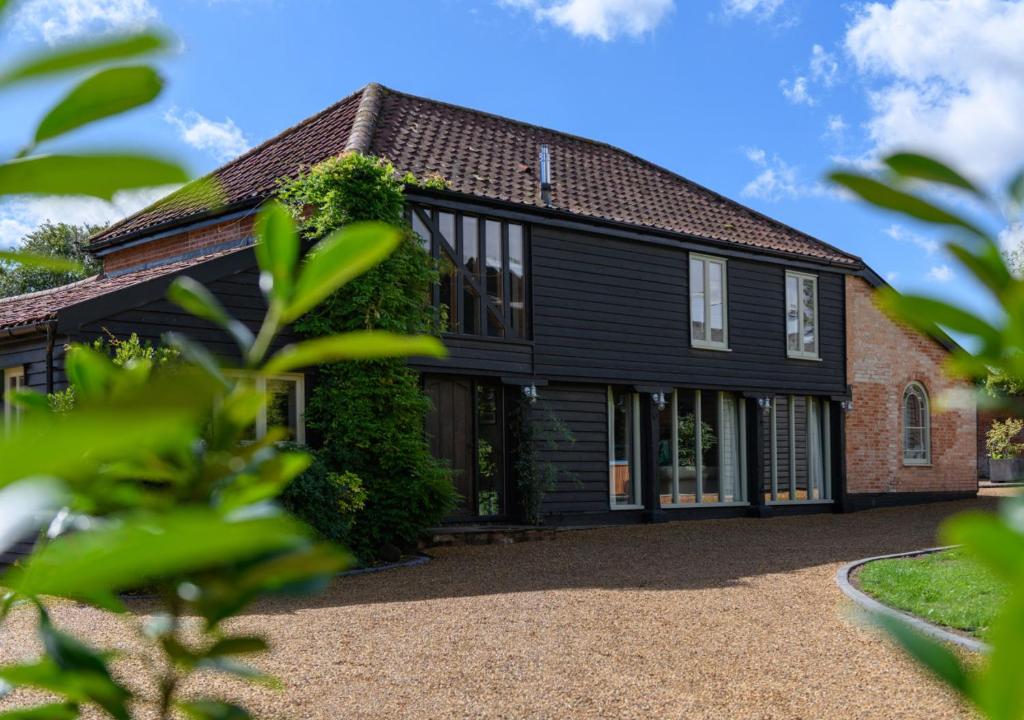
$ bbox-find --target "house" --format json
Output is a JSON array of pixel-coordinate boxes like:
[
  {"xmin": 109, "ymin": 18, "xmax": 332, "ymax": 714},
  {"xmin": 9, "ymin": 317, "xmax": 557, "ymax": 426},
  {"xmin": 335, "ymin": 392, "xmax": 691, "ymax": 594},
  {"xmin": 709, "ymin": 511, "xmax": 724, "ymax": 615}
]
[{"xmin": 0, "ymin": 83, "xmax": 978, "ymax": 526}]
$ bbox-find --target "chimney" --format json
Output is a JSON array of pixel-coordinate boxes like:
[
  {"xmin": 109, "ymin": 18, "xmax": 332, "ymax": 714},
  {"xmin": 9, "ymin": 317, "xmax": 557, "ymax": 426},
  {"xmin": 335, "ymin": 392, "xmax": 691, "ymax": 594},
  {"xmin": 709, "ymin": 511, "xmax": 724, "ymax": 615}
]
[{"xmin": 539, "ymin": 144, "xmax": 552, "ymax": 208}]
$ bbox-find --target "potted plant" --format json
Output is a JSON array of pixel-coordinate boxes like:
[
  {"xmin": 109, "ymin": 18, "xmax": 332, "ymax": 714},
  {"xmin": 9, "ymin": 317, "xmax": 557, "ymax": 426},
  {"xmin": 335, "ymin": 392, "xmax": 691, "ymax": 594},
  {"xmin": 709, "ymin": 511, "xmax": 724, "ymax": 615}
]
[{"xmin": 986, "ymin": 418, "xmax": 1024, "ymax": 482}]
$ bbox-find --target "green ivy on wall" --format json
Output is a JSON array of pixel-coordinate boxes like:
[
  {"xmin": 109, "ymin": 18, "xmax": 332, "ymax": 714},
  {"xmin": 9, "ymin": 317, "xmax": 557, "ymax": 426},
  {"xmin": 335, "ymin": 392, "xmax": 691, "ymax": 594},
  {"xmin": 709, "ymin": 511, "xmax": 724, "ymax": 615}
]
[{"xmin": 278, "ymin": 153, "xmax": 455, "ymax": 559}]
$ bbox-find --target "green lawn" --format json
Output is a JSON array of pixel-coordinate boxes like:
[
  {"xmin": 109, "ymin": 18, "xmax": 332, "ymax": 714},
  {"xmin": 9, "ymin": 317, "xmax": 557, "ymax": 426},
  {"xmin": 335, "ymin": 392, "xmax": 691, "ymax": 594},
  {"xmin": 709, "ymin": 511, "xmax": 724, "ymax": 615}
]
[{"xmin": 857, "ymin": 548, "xmax": 1007, "ymax": 639}]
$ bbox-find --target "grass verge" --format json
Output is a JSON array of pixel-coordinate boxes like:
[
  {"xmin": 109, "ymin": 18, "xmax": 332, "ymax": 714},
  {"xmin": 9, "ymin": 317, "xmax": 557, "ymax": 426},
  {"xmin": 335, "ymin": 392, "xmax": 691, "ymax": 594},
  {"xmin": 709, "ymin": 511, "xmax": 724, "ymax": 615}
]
[{"xmin": 856, "ymin": 548, "xmax": 1006, "ymax": 639}]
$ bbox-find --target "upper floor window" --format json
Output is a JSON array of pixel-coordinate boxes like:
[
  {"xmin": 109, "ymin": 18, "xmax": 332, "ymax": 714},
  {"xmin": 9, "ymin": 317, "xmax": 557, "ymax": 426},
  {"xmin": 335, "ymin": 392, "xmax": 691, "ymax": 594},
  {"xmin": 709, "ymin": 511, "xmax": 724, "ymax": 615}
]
[
  {"xmin": 785, "ymin": 271, "xmax": 819, "ymax": 360},
  {"xmin": 690, "ymin": 254, "xmax": 728, "ymax": 350},
  {"xmin": 410, "ymin": 204, "xmax": 528, "ymax": 339},
  {"xmin": 3, "ymin": 366, "xmax": 24, "ymax": 434},
  {"xmin": 903, "ymin": 382, "xmax": 930, "ymax": 465}
]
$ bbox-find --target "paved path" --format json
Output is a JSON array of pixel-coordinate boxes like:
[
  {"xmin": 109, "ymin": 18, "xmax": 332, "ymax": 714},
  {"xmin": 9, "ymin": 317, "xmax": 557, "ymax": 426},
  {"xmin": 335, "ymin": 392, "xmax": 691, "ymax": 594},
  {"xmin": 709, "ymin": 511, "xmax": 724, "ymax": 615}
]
[{"xmin": 3, "ymin": 492, "xmax": 1013, "ymax": 719}]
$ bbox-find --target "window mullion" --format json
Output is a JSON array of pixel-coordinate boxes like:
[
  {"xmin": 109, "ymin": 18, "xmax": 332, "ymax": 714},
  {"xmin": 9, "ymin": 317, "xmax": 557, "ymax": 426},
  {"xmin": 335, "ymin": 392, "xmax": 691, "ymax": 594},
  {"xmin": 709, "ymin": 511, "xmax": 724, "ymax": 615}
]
[{"xmin": 671, "ymin": 389, "xmax": 679, "ymax": 504}]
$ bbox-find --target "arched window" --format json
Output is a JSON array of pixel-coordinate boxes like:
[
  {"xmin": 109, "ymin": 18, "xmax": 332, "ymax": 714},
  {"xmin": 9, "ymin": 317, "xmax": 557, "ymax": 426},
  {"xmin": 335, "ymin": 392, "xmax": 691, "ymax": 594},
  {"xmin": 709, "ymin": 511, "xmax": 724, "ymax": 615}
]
[{"xmin": 903, "ymin": 383, "xmax": 930, "ymax": 465}]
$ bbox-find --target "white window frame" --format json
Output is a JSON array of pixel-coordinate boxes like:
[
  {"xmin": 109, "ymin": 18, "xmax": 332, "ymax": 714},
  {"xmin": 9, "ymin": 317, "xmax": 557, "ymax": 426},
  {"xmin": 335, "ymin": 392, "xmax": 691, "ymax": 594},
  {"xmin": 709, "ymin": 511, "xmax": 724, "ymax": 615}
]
[
  {"xmin": 607, "ymin": 387, "xmax": 643, "ymax": 510},
  {"xmin": 902, "ymin": 382, "xmax": 931, "ymax": 466},
  {"xmin": 689, "ymin": 253, "xmax": 730, "ymax": 351},
  {"xmin": 228, "ymin": 372, "xmax": 306, "ymax": 444},
  {"xmin": 785, "ymin": 270, "xmax": 820, "ymax": 360},
  {"xmin": 3, "ymin": 366, "xmax": 25, "ymax": 434}
]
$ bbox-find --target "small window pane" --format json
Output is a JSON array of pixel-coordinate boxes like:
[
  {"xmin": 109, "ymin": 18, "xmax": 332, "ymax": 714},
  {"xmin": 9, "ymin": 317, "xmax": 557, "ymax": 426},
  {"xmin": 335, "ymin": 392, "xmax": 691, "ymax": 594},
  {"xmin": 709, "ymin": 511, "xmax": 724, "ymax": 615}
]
[
  {"xmin": 411, "ymin": 209, "xmax": 431, "ymax": 252},
  {"xmin": 690, "ymin": 257, "xmax": 706, "ymax": 342},
  {"xmin": 462, "ymin": 217, "xmax": 480, "ymax": 335},
  {"xmin": 508, "ymin": 224, "xmax": 527, "ymax": 337},
  {"xmin": 610, "ymin": 390, "xmax": 637, "ymax": 506},
  {"xmin": 802, "ymin": 277, "xmax": 816, "ymax": 354},
  {"xmin": 485, "ymin": 220, "xmax": 503, "ymax": 337},
  {"xmin": 438, "ymin": 212, "xmax": 455, "ymax": 246},
  {"xmin": 266, "ymin": 378, "xmax": 300, "ymax": 442},
  {"xmin": 708, "ymin": 261, "xmax": 724, "ymax": 343},
  {"xmin": 786, "ymin": 275, "xmax": 800, "ymax": 352},
  {"xmin": 700, "ymin": 390, "xmax": 721, "ymax": 502},
  {"xmin": 677, "ymin": 390, "xmax": 698, "ymax": 504}
]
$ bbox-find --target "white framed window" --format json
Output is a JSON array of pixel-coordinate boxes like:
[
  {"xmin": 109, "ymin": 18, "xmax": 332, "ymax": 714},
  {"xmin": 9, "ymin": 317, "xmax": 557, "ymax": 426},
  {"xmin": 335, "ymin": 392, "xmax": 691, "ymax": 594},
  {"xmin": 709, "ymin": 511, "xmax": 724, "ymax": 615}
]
[
  {"xmin": 232, "ymin": 373, "xmax": 306, "ymax": 444},
  {"xmin": 785, "ymin": 271, "xmax": 819, "ymax": 360},
  {"xmin": 764, "ymin": 395, "xmax": 832, "ymax": 504},
  {"xmin": 690, "ymin": 254, "xmax": 729, "ymax": 350},
  {"xmin": 903, "ymin": 382, "xmax": 930, "ymax": 465},
  {"xmin": 3, "ymin": 366, "xmax": 25, "ymax": 434},
  {"xmin": 608, "ymin": 387, "xmax": 642, "ymax": 509}
]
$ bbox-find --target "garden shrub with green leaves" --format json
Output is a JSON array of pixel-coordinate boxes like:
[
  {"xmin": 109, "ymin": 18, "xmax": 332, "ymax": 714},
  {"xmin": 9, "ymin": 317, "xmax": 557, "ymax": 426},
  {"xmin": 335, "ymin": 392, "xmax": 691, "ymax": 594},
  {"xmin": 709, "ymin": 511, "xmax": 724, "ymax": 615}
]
[
  {"xmin": 277, "ymin": 443, "xmax": 367, "ymax": 545},
  {"xmin": 0, "ymin": 7, "xmax": 445, "ymax": 717},
  {"xmin": 278, "ymin": 153, "xmax": 455, "ymax": 559},
  {"xmin": 831, "ymin": 152, "xmax": 1024, "ymax": 720},
  {"xmin": 986, "ymin": 419, "xmax": 1024, "ymax": 461}
]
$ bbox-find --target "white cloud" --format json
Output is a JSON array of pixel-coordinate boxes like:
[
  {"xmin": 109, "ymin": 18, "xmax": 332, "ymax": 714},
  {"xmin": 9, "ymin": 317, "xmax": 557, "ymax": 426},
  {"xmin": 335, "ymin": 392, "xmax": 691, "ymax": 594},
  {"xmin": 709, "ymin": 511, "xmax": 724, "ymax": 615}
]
[
  {"xmin": 164, "ymin": 107, "xmax": 250, "ymax": 163},
  {"xmin": 779, "ymin": 76, "xmax": 813, "ymax": 105},
  {"xmin": 885, "ymin": 223, "xmax": 939, "ymax": 254},
  {"xmin": 809, "ymin": 44, "xmax": 838, "ymax": 87},
  {"xmin": 824, "ymin": 114, "xmax": 847, "ymax": 140},
  {"xmin": 927, "ymin": 264, "xmax": 955, "ymax": 283},
  {"xmin": 0, "ymin": 187, "xmax": 178, "ymax": 249},
  {"xmin": 845, "ymin": 0, "xmax": 1024, "ymax": 186},
  {"xmin": 13, "ymin": 0, "xmax": 157, "ymax": 45},
  {"xmin": 741, "ymin": 147, "xmax": 827, "ymax": 201},
  {"xmin": 885, "ymin": 271, "xmax": 900, "ymax": 283},
  {"xmin": 722, "ymin": 0, "xmax": 784, "ymax": 20},
  {"xmin": 500, "ymin": 0, "xmax": 674, "ymax": 40}
]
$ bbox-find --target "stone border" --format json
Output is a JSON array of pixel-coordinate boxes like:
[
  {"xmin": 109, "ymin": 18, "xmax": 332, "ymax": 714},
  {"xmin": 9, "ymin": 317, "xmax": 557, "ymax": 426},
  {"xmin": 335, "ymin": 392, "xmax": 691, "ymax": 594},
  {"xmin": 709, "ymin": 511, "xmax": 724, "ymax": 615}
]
[
  {"xmin": 339, "ymin": 554, "xmax": 430, "ymax": 577},
  {"xmin": 835, "ymin": 546, "xmax": 990, "ymax": 653}
]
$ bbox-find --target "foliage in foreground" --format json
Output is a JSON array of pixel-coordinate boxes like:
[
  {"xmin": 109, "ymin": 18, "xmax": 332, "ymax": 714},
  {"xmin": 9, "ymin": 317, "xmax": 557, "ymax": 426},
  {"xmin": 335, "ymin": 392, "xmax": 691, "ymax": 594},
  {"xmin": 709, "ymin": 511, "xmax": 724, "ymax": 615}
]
[
  {"xmin": 0, "ymin": 222, "xmax": 102, "ymax": 298},
  {"xmin": 831, "ymin": 153, "xmax": 1024, "ymax": 720},
  {"xmin": 858, "ymin": 549, "xmax": 1006, "ymax": 640},
  {"xmin": 278, "ymin": 153, "xmax": 455, "ymax": 559}
]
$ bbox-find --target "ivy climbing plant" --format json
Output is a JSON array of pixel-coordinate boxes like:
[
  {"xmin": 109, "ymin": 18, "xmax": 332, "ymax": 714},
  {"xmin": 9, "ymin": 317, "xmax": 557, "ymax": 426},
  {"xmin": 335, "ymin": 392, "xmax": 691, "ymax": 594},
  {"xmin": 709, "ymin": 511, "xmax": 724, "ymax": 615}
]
[{"xmin": 277, "ymin": 153, "xmax": 455, "ymax": 560}]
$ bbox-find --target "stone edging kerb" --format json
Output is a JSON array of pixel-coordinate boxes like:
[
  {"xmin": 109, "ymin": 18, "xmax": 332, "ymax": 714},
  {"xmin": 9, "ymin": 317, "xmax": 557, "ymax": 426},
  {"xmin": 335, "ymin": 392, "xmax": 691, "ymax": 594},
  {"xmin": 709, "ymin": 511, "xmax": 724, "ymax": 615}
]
[{"xmin": 835, "ymin": 546, "xmax": 989, "ymax": 653}]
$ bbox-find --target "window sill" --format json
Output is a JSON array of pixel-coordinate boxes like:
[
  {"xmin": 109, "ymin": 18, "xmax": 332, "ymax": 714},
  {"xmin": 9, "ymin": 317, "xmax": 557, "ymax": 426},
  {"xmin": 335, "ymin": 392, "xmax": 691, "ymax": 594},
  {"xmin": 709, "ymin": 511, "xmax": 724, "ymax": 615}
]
[
  {"xmin": 661, "ymin": 501, "xmax": 749, "ymax": 508},
  {"xmin": 766, "ymin": 499, "xmax": 834, "ymax": 506},
  {"xmin": 903, "ymin": 461, "xmax": 933, "ymax": 467},
  {"xmin": 610, "ymin": 503, "xmax": 644, "ymax": 511},
  {"xmin": 691, "ymin": 343, "xmax": 732, "ymax": 352},
  {"xmin": 786, "ymin": 353, "xmax": 822, "ymax": 362}
]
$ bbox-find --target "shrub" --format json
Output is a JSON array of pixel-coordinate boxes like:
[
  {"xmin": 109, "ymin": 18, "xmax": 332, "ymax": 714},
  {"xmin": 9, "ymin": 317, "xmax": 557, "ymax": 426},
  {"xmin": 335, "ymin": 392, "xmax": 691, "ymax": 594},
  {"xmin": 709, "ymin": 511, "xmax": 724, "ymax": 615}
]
[
  {"xmin": 278, "ymin": 444, "xmax": 366, "ymax": 545},
  {"xmin": 278, "ymin": 153, "xmax": 455, "ymax": 559},
  {"xmin": 986, "ymin": 418, "xmax": 1024, "ymax": 460}
]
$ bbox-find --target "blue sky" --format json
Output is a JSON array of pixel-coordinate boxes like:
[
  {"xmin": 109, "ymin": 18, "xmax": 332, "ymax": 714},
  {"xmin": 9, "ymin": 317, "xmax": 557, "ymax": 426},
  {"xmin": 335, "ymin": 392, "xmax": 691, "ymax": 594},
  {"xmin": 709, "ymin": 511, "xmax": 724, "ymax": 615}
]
[{"xmin": 3, "ymin": 0, "xmax": 1023, "ymax": 320}]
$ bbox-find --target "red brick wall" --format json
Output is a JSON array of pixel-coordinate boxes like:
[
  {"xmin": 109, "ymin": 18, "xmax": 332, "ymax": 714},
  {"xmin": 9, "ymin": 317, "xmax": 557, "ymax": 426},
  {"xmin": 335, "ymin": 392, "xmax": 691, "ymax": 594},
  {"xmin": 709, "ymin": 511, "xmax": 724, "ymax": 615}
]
[
  {"xmin": 845, "ymin": 275, "xmax": 976, "ymax": 494},
  {"xmin": 102, "ymin": 216, "xmax": 254, "ymax": 273}
]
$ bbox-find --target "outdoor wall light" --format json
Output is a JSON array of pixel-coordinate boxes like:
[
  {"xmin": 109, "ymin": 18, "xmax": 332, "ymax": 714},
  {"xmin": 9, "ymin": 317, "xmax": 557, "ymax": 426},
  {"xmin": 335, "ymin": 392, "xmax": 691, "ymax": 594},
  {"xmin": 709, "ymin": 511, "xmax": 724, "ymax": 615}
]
[
  {"xmin": 522, "ymin": 384, "xmax": 539, "ymax": 404},
  {"xmin": 841, "ymin": 399, "xmax": 854, "ymax": 413},
  {"xmin": 652, "ymin": 391, "xmax": 667, "ymax": 411},
  {"xmin": 757, "ymin": 397, "xmax": 772, "ymax": 413}
]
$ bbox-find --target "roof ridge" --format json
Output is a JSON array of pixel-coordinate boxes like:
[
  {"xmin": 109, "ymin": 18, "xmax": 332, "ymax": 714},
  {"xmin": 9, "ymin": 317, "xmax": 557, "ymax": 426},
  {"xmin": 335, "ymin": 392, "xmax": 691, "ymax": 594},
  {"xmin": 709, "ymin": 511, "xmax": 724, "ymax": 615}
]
[
  {"xmin": 380, "ymin": 85, "xmax": 860, "ymax": 265},
  {"xmin": 89, "ymin": 84, "xmax": 371, "ymax": 246},
  {"xmin": 344, "ymin": 82, "xmax": 385, "ymax": 154}
]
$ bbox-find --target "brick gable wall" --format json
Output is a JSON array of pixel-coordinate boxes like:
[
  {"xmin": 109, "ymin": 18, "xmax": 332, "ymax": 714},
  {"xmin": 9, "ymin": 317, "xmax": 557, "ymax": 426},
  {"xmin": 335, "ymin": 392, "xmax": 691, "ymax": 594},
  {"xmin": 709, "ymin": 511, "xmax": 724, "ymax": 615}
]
[
  {"xmin": 102, "ymin": 216, "xmax": 255, "ymax": 274},
  {"xmin": 844, "ymin": 275, "xmax": 976, "ymax": 494}
]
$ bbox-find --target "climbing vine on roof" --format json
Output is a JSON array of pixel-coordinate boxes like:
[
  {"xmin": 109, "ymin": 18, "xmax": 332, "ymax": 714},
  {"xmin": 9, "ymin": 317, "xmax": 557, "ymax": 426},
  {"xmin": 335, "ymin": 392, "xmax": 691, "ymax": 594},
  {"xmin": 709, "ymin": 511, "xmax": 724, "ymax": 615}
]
[{"xmin": 277, "ymin": 153, "xmax": 454, "ymax": 560}]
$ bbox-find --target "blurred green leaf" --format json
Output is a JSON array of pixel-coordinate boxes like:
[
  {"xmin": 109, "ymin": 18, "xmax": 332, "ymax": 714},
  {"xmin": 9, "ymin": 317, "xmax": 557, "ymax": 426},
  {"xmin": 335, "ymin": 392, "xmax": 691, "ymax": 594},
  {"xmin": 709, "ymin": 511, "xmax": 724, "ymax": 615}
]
[
  {"xmin": 254, "ymin": 202, "xmax": 298, "ymax": 305},
  {"xmin": 283, "ymin": 222, "xmax": 401, "ymax": 323},
  {"xmin": 0, "ymin": 251, "xmax": 82, "ymax": 272},
  {"xmin": 178, "ymin": 700, "xmax": 251, "ymax": 720},
  {"xmin": 162, "ymin": 331, "xmax": 228, "ymax": 387},
  {"xmin": 973, "ymin": 593, "xmax": 1024, "ymax": 720},
  {"xmin": 0, "ymin": 33, "xmax": 168, "ymax": 88},
  {"xmin": 945, "ymin": 241, "xmax": 1014, "ymax": 299},
  {"xmin": 3, "ymin": 508, "xmax": 311, "ymax": 609},
  {"xmin": 205, "ymin": 637, "xmax": 268, "ymax": 658},
  {"xmin": 884, "ymin": 153, "xmax": 983, "ymax": 198},
  {"xmin": 34, "ymin": 66, "xmax": 163, "ymax": 146},
  {"xmin": 829, "ymin": 172, "xmax": 987, "ymax": 239},
  {"xmin": 195, "ymin": 656, "xmax": 279, "ymax": 688},
  {"xmin": 0, "ymin": 658, "xmax": 128, "ymax": 720},
  {"xmin": 876, "ymin": 289, "xmax": 1002, "ymax": 347},
  {"xmin": 263, "ymin": 331, "xmax": 446, "ymax": 374},
  {"xmin": 942, "ymin": 512, "xmax": 1024, "ymax": 583},
  {"xmin": 63, "ymin": 346, "xmax": 116, "ymax": 403},
  {"xmin": 0, "ymin": 154, "xmax": 187, "ymax": 200},
  {"xmin": 167, "ymin": 277, "xmax": 254, "ymax": 353},
  {"xmin": 216, "ymin": 451, "xmax": 311, "ymax": 512},
  {"xmin": 1008, "ymin": 169, "xmax": 1024, "ymax": 210},
  {"xmin": 873, "ymin": 613, "xmax": 972, "ymax": 700},
  {"xmin": 0, "ymin": 479, "xmax": 65, "ymax": 557},
  {"xmin": 0, "ymin": 703, "xmax": 80, "ymax": 719}
]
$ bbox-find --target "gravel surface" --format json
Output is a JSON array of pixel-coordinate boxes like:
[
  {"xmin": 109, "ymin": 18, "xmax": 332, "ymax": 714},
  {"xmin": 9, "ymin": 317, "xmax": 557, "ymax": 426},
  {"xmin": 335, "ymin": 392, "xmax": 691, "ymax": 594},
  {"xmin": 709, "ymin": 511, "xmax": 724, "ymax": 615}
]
[{"xmin": 2, "ymin": 489, "xmax": 1017, "ymax": 719}]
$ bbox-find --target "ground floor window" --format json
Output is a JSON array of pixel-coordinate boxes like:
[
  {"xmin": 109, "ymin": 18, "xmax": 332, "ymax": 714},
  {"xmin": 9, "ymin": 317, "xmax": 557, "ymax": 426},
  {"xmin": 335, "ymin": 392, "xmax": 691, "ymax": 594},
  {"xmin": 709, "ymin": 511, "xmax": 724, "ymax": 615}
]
[
  {"xmin": 235, "ymin": 373, "xmax": 305, "ymax": 444},
  {"xmin": 3, "ymin": 366, "xmax": 24, "ymax": 435},
  {"xmin": 608, "ymin": 387, "xmax": 642, "ymax": 509},
  {"xmin": 659, "ymin": 389, "xmax": 747, "ymax": 506},
  {"xmin": 762, "ymin": 395, "xmax": 831, "ymax": 503}
]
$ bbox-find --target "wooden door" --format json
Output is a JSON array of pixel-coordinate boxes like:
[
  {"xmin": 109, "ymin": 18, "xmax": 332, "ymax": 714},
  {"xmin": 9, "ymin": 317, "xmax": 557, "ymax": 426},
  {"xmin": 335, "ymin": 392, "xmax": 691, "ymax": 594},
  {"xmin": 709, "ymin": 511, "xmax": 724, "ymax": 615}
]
[{"xmin": 424, "ymin": 376, "xmax": 475, "ymax": 517}]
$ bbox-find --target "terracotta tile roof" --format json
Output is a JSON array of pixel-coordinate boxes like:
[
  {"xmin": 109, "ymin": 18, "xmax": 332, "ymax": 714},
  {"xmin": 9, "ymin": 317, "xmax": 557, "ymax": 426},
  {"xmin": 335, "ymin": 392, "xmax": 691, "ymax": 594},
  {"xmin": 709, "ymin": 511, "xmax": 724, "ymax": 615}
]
[
  {"xmin": 90, "ymin": 83, "xmax": 860, "ymax": 267},
  {"xmin": 0, "ymin": 248, "xmax": 245, "ymax": 330}
]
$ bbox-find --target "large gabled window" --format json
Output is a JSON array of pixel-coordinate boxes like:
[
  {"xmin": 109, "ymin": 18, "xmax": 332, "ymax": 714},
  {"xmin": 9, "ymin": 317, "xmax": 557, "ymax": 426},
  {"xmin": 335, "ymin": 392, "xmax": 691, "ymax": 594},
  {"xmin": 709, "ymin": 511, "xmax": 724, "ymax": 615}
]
[
  {"xmin": 785, "ymin": 270, "xmax": 819, "ymax": 360},
  {"xmin": 690, "ymin": 254, "xmax": 729, "ymax": 350},
  {"xmin": 3, "ymin": 366, "xmax": 24, "ymax": 434},
  {"xmin": 410, "ymin": 204, "xmax": 528, "ymax": 339}
]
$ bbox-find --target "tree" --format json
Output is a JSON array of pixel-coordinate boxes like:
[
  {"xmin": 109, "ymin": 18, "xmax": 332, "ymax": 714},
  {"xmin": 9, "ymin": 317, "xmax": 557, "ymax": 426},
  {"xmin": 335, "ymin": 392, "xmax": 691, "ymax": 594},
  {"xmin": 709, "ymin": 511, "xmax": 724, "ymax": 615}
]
[{"xmin": 0, "ymin": 222, "xmax": 101, "ymax": 298}]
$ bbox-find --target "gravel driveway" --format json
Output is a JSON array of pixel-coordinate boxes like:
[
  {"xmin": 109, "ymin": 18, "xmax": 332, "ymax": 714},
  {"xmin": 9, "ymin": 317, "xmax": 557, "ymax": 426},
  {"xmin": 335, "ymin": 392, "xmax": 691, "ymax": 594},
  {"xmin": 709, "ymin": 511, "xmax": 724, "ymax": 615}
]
[{"xmin": 2, "ymin": 491, "xmax": 1014, "ymax": 719}]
